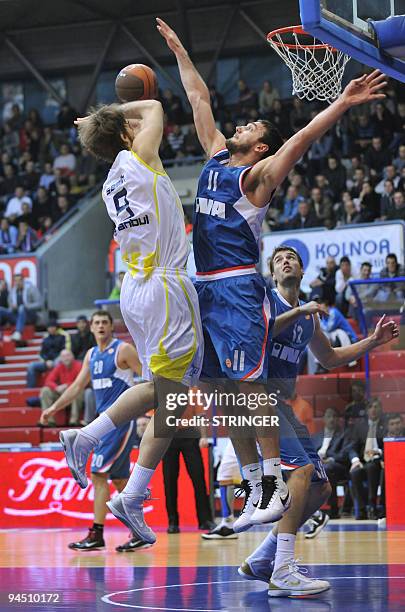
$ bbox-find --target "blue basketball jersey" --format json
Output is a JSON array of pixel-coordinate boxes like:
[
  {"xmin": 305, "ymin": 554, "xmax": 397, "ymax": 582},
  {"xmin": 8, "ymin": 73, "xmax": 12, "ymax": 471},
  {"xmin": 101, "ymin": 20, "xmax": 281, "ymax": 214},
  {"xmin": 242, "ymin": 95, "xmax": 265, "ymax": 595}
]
[
  {"xmin": 89, "ymin": 338, "xmax": 134, "ymax": 414},
  {"xmin": 193, "ymin": 149, "xmax": 269, "ymax": 274},
  {"xmin": 268, "ymin": 289, "xmax": 315, "ymax": 397}
]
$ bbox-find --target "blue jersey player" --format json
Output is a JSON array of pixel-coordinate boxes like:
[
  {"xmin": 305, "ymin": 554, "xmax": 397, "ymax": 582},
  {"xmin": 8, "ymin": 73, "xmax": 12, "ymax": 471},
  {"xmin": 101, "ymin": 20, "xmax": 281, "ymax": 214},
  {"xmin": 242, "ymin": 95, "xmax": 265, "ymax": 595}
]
[
  {"xmin": 237, "ymin": 246, "xmax": 398, "ymax": 597},
  {"xmin": 41, "ymin": 310, "xmax": 151, "ymax": 553},
  {"xmin": 158, "ymin": 17, "xmax": 388, "ymax": 526}
]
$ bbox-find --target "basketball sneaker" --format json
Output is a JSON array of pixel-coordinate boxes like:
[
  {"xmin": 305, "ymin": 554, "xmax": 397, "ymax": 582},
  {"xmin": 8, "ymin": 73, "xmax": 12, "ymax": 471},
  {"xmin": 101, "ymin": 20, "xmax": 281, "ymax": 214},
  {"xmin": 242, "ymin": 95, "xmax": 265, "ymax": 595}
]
[
  {"xmin": 68, "ymin": 528, "xmax": 105, "ymax": 551},
  {"xmin": 59, "ymin": 429, "xmax": 97, "ymax": 489},
  {"xmin": 251, "ymin": 476, "xmax": 291, "ymax": 524},
  {"xmin": 115, "ymin": 536, "xmax": 153, "ymax": 552},
  {"xmin": 107, "ymin": 492, "xmax": 156, "ymax": 544},
  {"xmin": 233, "ymin": 479, "xmax": 262, "ymax": 533},
  {"xmin": 201, "ymin": 523, "xmax": 238, "ymax": 540},
  {"xmin": 268, "ymin": 559, "xmax": 330, "ymax": 597},
  {"xmin": 304, "ymin": 510, "xmax": 330, "ymax": 539},
  {"xmin": 238, "ymin": 559, "xmax": 273, "ymax": 583}
]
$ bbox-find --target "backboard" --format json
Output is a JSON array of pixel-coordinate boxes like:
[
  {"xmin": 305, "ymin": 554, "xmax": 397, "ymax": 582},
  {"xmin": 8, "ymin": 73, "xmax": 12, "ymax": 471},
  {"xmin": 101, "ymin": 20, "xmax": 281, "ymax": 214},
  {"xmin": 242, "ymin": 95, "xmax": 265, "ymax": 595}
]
[{"xmin": 299, "ymin": 0, "xmax": 405, "ymax": 83}]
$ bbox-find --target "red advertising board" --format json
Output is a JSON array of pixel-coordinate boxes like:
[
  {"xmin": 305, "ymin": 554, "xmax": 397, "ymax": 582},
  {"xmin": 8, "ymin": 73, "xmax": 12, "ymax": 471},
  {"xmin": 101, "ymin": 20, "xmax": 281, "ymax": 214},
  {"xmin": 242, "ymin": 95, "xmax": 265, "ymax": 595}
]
[
  {"xmin": 384, "ymin": 439, "xmax": 405, "ymax": 528},
  {"xmin": 0, "ymin": 448, "xmax": 210, "ymax": 528},
  {"xmin": 0, "ymin": 255, "xmax": 38, "ymax": 287}
]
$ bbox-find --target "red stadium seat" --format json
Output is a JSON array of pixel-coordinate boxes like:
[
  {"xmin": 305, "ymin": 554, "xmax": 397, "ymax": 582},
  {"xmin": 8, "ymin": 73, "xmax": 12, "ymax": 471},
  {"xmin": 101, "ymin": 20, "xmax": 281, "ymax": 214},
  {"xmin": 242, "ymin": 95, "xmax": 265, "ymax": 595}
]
[
  {"xmin": 0, "ymin": 427, "xmax": 41, "ymax": 445},
  {"xmin": 296, "ymin": 374, "xmax": 338, "ymax": 396},
  {"xmin": 369, "ymin": 351, "xmax": 405, "ymax": 371}
]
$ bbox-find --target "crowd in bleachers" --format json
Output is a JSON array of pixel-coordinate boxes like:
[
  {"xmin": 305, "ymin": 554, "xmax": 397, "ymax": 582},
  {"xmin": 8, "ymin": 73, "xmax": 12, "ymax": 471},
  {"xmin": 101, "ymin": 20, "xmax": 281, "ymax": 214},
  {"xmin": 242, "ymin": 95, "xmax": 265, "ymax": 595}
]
[{"xmin": 0, "ymin": 101, "xmax": 105, "ymax": 255}]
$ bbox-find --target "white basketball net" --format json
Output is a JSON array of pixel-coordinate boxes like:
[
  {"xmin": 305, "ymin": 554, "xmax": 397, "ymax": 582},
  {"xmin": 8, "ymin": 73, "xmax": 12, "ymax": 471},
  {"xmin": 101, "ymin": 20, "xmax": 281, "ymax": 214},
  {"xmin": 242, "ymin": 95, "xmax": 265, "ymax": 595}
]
[{"xmin": 268, "ymin": 30, "xmax": 350, "ymax": 103}]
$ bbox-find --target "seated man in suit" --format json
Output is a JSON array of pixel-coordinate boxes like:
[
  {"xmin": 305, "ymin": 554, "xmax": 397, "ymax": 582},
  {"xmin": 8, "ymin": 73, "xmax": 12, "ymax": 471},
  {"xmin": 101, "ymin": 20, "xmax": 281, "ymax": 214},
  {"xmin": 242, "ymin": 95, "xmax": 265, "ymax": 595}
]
[
  {"xmin": 305, "ymin": 407, "xmax": 351, "ymax": 537},
  {"xmin": 348, "ymin": 397, "xmax": 385, "ymax": 519}
]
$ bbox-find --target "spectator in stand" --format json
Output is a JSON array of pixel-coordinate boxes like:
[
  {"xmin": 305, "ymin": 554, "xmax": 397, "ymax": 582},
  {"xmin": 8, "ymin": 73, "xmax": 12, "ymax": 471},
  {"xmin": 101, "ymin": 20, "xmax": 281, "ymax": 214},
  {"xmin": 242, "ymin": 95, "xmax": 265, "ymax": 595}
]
[
  {"xmin": 379, "ymin": 179, "xmax": 395, "ymax": 219},
  {"xmin": 345, "ymin": 381, "xmax": 368, "ymax": 426},
  {"xmin": 346, "ymin": 262, "xmax": 377, "ymax": 320},
  {"xmin": 355, "ymin": 181, "xmax": 380, "ymax": 222},
  {"xmin": 162, "ymin": 89, "xmax": 185, "ymax": 124},
  {"xmin": 0, "ymin": 273, "xmax": 42, "ymax": 341},
  {"xmin": 53, "ymin": 144, "xmax": 76, "ymax": 176},
  {"xmin": 16, "ymin": 221, "xmax": 38, "ymax": 253},
  {"xmin": 37, "ymin": 216, "xmax": 53, "ymax": 240},
  {"xmin": 208, "ymin": 85, "xmax": 225, "ymax": 122},
  {"xmin": 26, "ymin": 319, "xmax": 66, "ymax": 388},
  {"xmin": 22, "ymin": 160, "xmax": 40, "ymax": 192},
  {"xmin": 32, "ymin": 186, "xmax": 53, "ymax": 222},
  {"xmin": 371, "ymin": 102, "xmax": 395, "ymax": 144},
  {"xmin": 309, "ymin": 186, "xmax": 334, "ymax": 227},
  {"xmin": 0, "ymin": 279, "xmax": 8, "ymax": 308},
  {"xmin": 335, "ymin": 256, "xmax": 354, "ymax": 314},
  {"xmin": 393, "ymin": 144, "xmax": 405, "ymax": 173},
  {"xmin": 38, "ymin": 162, "xmax": 56, "ymax": 191},
  {"xmin": 375, "ymin": 253, "xmax": 405, "ymax": 302},
  {"xmin": 278, "ymin": 185, "xmax": 303, "ymax": 226},
  {"xmin": 183, "ymin": 125, "xmax": 204, "ymax": 157},
  {"xmin": 289, "ymin": 97, "xmax": 309, "ymax": 133},
  {"xmin": 6, "ymin": 103, "xmax": 23, "ymax": 131},
  {"xmin": 348, "ymin": 398, "xmax": 385, "ymax": 519},
  {"xmin": 309, "ymin": 256, "xmax": 338, "ymax": 303},
  {"xmin": 289, "ymin": 200, "xmax": 321, "ymax": 230},
  {"xmin": 311, "ymin": 406, "xmax": 351, "ymax": 519},
  {"xmin": 57, "ymin": 102, "xmax": 77, "ymax": 130},
  {"xmin": 270, "ymin": 98, "xmax": 291, "ymax": 138},
  {"xmin": 336, "ymin": 194, "xmax": 361, "ymax": 226},
  {"xmin": 349, "ymin": 166, "xmax": 367, "ymax": 199},
  {"xmin": 40, "ymin": 349, "xmax": 83, "ymax": 426},
  {"xmin": 307, "ymin": 134, "xmax": 334, "ymax": 178},
  {"xmin": 109, "ymin": 271, "xmax": 125, "ymax": 300},
  {"xmin": 258, "ymin": 80, "xmax": 279, "ymax": 116},
  {"xmin": 314, "ymin": 173, "xmax": 335, "ymax": 203},
  {"xmin": 17, "ymin": 202, "xmax": 37, "ymax": 228},
  {"xmin": 0, "ymin": 165, "xmax": 18, "ymax": 200},
  {"xmin": 71, "ymin": 315, "xmax": 96, "ymax": 361},
  {"xmin": 387, "ymin": 190, "xmax": 405, "ymax": 221},
  {"xmin": 352, "ymin": 113, "xmax": 375, "ymax": 150},
  {"xmin": 4, "ymin": 186, "xmax": 32, "ymax": 223},
  {"xmin": 167, "ymin": 124, "xmax": 185, "ymax": 157},
  {"xmin": 236, "ymin": 79, "xmax": 257, "ymax": 117},
  {"xmin": 397, "ymin": 168, "xmax": 405, "ymax": 192},
  {"xmin": 386, "ymin": 413, "xmax": 404, "ymax": 438},
  {"xmin": 288, "ymin": 170, "xmax": 309, "ymax": 198},
  {"xmin": 76, "ymin": 148, "xmax": 98, "ymax": 186},
  {"xmin": 324, "ymin": 156, "xmax": 347, "ymax": 202},
  {"xmin": 0, "ymin": 218, "xmax": 18, "ymax": 254},
  {"xmin": 313, "ymin": 298, "xmax": 358, "ymax": 373},
  {"xmin": 52, "ymin": 195, "xmax": 70, "ymax": 222},
  {"xmin": 364, "ymin": 136, "xmax": 391, "ymax": 178}
]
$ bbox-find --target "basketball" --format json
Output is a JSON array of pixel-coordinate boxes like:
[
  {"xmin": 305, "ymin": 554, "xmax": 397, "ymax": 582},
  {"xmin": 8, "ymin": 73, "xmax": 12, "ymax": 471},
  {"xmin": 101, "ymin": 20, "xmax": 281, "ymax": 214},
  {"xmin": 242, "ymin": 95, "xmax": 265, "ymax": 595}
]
[{"xmin": 115, "ymin": 64, "xmax": 158, "ymax": 102}]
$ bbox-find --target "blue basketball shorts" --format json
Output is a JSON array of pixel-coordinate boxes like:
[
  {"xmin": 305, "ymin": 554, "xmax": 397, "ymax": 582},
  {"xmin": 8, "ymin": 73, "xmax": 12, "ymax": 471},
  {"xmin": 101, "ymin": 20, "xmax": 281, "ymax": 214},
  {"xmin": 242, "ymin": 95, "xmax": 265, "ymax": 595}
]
[
  {"xmin": 194, "ymin": 273, "xmax": 274, "ymax": 381},
  {"xmin": 91, "ymin": 420, "xmax": 136, "ymax": 479}
]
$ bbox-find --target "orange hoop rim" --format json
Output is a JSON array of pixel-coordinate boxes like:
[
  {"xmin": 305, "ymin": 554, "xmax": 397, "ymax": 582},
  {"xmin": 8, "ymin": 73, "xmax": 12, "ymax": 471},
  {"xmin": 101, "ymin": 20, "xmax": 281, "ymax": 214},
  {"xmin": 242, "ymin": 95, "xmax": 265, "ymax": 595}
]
[{"xmin": 267, "ymin": 25, "xmax": 337, "ymax": 51}]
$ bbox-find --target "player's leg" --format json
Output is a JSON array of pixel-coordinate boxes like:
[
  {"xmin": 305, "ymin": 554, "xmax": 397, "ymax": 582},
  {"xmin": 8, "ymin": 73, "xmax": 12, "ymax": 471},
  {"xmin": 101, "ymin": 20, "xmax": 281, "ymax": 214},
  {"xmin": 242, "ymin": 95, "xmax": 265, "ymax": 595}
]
[
  {"xmin": 68, "ymin": 472, "xmax": 109, "ymax": 551},
  {"xmin": 112, "ymin": 477, "xmax": 154, "ymax": 551}
]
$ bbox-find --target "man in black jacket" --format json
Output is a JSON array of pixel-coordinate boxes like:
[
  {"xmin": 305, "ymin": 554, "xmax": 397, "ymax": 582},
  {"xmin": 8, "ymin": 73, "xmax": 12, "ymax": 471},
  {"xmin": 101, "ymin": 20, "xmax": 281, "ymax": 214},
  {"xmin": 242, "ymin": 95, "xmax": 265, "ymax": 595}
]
[
  {"xmin": 348, "ymin": 398, "xmax": 386, "ymax": 519},
  {"xmin": 26, "ymin": 319, "xmax": 65, "ymax": 388},
  {"xmin": 71, "ymin": 315, "xmax": 96, "ymax": 361},
  {"xmin": 289, "ymin": 200, "xmax": 322, "ymax": 230}
]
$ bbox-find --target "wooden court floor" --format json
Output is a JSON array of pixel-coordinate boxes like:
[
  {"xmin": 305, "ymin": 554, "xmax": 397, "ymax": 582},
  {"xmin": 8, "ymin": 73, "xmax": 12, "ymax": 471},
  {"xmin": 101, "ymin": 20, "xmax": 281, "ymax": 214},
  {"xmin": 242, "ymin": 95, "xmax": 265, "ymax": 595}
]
[{"xmin": 1, "ymin": 522, "xmax": 405, "ymax": 611}]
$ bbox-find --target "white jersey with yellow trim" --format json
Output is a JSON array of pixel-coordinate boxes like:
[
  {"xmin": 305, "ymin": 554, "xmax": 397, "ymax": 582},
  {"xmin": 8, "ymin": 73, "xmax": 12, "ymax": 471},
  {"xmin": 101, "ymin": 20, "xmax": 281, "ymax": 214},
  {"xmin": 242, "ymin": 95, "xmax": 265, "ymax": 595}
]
[{"xmin": 102, "ymin": 149, "xmax": 190, "ymax": 279}]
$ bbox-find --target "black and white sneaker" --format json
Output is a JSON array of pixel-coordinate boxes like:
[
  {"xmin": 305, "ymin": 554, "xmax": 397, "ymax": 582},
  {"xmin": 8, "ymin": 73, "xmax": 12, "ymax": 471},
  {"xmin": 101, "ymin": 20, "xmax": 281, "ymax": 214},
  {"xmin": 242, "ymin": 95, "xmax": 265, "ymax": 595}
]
[
  {"xmin": 115, "ymin": 536, "xmax": 153, "ymax": 552},
  {"xmin": 233, "ymin": 479, "xmax": 262, "ymax": 533},
  {"xmin": 251, "ymin": 476, "xmax": 291, "ymax": 524},
  {"xmin": 68, "ymin": 528, "xmax": 105, "ymax": 550},
  {"xmin": 304, "ymin": 510, "xmax": 330, "ymax": 539},
  {"xmin": 201, "ymin": 524, "xmax": 238, "ymax": 540}
]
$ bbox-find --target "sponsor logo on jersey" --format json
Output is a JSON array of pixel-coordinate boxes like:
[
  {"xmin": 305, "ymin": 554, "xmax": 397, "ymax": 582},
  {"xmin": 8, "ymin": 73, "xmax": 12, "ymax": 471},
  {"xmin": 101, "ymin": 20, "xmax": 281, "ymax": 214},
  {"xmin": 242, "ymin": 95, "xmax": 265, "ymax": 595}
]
[
  {"xmin": 106, "ymin": 174, "xmax": 125, "ymax": 196},
  {"xmin": 270, "ymin": 342, "xmax": 302, "ymax": 364},
  {"xmin": 115, "ymin": 214, "xmax": 149, "ymax": 234},
  {"xmin": 93, "ymin": 377, "xmax": 113, "ymax": 390},
  {"xmin": 195, "ymin": 197, "xmax": 226, "ymax": 219}
]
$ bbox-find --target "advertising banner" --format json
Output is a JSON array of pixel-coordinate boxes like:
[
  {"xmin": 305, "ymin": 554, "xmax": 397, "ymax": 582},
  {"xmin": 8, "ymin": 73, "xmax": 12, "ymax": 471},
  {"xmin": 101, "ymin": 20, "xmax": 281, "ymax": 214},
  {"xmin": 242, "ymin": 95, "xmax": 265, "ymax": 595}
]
[
  {"xmin": 0, "ymin": 255, "xmax": 38, "ymax": 288},
  {"xmin": 0, "ymin": 448, "xmax": 209, "ymax": 528}
]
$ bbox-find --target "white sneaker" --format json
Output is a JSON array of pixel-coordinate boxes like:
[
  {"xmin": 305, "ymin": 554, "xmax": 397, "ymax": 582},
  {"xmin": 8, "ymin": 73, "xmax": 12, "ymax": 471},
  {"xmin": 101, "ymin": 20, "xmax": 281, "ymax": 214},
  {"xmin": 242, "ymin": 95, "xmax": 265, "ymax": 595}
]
[
  {"xmin": 59, "ymin": 429, "xmax": 97, "ymax": 489},
  {"xmin": 251, "ymin": 476, "xmax": 291, "ymax": 524},
  {"xmin": 269, "ymin": 559, "xmax": 330, "ymax": 597},
  {"xmin": 11, "ymin": 331, "xmax": 22, "ymax": 341},
  {"xmin": 238, "ymin": 559, "xmax": 273, "ymax": 583},
  {"xmin": 233, "ymin": 479, "xmax": 262, "ymax": 533}
]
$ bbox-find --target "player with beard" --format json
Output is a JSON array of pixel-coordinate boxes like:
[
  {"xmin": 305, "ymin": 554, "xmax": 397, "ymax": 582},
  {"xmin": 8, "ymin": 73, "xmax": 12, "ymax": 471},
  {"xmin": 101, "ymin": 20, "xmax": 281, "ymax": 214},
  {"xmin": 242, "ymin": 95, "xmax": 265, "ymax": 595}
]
[{"xmin": 158, "ymin": 17, "xmax": 388, "ymax": 528}]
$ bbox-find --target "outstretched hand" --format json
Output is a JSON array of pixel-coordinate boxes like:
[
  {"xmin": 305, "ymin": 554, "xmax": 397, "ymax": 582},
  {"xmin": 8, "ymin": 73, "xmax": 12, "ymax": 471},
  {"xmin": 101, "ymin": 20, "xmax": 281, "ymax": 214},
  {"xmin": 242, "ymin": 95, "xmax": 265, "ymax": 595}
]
[
  {"xmin": 156, "ymin": 17, "xmax": 185, "ymax": 55},
  {"xmin": 372, "ymin": 314, "xmax": 399, "ymax": 346},
  {"xmin": 342, "ymin": 69, "xmax": 387, "ymax": 107}
]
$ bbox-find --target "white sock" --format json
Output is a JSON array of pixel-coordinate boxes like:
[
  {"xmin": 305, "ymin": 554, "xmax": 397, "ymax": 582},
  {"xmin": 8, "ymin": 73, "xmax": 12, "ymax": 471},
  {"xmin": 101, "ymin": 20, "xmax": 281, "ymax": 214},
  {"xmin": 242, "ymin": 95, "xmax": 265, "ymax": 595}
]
[
  {"xmin": 220, "ymin": 515, "xmax": 233, "ymax": 527},
  {"xmin": 122, "ymin": 463, "xmax": 154, "ymax": 497},
  {"xmin": 274, "ymin": 533, "xmax": 296, "ymax": 571},
  {"xmin": 241, "ymin": 462, "xmax": 262, "ymax": 480},
  {"xmin": 247, "ymin": 529, "xmax": 277, "ymax": 568},
  {"xmin": 81, "ymin": 412, "xmax": 115, "ymax": 442},
  {"xmin": 263, "ymin": 458, "xmax": 282, "ymax": 479}
]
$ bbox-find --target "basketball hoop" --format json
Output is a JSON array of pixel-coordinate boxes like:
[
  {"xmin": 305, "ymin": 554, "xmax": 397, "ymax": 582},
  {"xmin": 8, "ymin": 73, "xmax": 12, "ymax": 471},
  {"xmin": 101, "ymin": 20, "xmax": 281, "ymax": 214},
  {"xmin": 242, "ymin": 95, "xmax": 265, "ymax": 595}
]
[{"xmin": 267, "ymin": 25, "xmax": 350, "ymax": 103}]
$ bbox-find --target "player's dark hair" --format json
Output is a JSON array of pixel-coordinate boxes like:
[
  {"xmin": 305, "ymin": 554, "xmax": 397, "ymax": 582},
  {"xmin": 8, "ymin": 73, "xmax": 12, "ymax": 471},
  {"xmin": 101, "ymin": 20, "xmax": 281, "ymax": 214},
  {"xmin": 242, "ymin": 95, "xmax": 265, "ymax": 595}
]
[
  {"xmin": 269, "ymin": 246, "xmax": 304, "ymax": 273},
  {"xmin": 77, "ymin": 104, "xmax": 130, "ymax": 162},
  {"xmin": 258, "ymin": 119, "xmax": 284, "ymax": 158},
  {"xmin": 91, "ymin": 310, "xmax": 113, "ymax": 324}
]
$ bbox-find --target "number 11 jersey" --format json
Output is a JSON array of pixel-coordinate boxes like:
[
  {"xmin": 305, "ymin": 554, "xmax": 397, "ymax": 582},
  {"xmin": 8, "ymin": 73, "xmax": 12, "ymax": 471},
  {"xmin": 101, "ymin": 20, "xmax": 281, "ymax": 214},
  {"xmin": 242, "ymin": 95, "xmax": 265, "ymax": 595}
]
[{"xmin": 103, "ymin": 149, "xmax": 190, "ymax": 278}]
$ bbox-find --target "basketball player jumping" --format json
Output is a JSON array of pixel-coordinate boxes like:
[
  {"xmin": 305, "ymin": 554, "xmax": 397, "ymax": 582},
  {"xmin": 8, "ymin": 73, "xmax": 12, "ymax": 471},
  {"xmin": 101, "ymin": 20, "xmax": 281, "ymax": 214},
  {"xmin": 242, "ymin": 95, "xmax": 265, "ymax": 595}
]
[
  {"xmin": 41, "ymin": 310, "xmax": 151, "ymax": 552},
  {"xmin": 59, "ymin": 99, "xmax": 204, "ymax": 544},
  {"xmin": 157, "ymin": 17, "xmax": 387, "ymax": 529},
  {"xmin": 238, "ymin": 246, "xmax": 398, "ymax": 596}
]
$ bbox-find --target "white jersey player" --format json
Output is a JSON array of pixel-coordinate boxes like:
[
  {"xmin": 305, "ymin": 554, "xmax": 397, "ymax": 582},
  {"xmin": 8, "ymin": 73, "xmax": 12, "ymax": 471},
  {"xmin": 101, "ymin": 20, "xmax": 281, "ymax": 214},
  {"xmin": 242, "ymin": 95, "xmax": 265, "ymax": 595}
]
[{"xmin": 60, "ymin": 99, "xmax": 203, "ymax": 545}]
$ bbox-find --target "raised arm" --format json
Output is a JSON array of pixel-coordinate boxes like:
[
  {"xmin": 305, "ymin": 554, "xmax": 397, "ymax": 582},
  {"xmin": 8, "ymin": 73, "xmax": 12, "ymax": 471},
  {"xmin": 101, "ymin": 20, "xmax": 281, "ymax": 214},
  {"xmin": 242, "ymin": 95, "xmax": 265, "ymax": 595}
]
[
  {"xmin": 121, "ymin": 99, "xmax": 164, "ymax": 168},
  {"xmin": 309, "ymin": 313, "xmax": 398, "ymax": 370},
  {"xmin": 157, "ymin": 17, "xmax": 225, "ymax": 157},
  {"xmin": 245, "ymin": 71, "xmax": 387, "ymax": 206}
]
